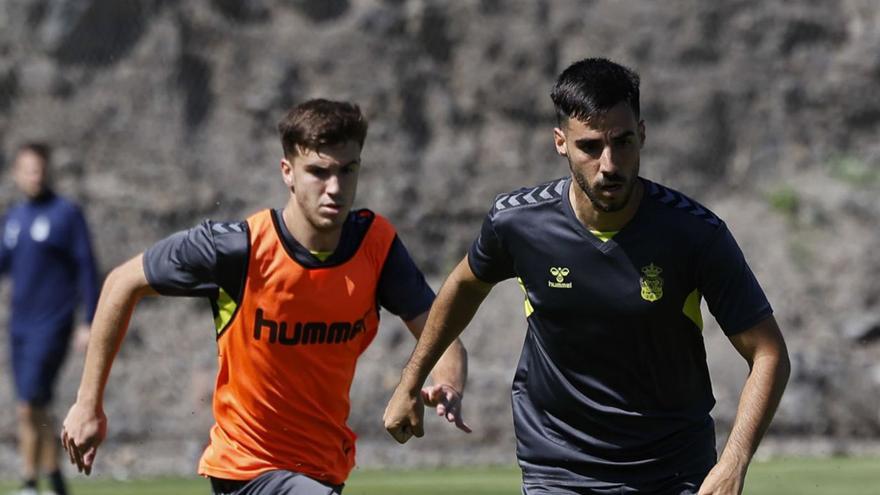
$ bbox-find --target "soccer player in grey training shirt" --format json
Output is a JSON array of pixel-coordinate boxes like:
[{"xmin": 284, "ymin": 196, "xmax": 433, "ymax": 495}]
[{"xmin": 384, "ymin": 58, "xmax": 790, "ymax": 495}]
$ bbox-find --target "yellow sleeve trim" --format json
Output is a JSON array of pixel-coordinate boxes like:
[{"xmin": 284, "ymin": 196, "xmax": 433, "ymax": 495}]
[
  {"xmin": 517, "ymin": 278, "xmax": 534, "ymax": 318},
  {"xmin": 682, "ymin": 289, "xmax": 703, "ymax": 331},
  {"xmin": 214, "ymin": 287, "xmax": 238, "ymax": 334}
]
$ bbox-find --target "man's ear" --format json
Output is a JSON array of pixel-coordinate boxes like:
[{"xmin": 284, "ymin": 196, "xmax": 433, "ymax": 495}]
[
  {"xmin": 553, "ymin": 127, "xmax": 568, "ymax": 157},
  {"xmin": 280, "ymin": 158, "xmax": 294, "ymax": 189},
  {"xmin": 638, "ymin": 120, "xmax": 646, "ymax": 149}
]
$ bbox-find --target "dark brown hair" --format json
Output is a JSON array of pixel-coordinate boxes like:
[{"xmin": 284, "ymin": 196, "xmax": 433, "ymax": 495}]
[
  {"xmin": 277, "ymin": 99, "xmax": 368, "ymax": 158},
  {"xmin": 16, "ymin": 142, "xmax": 52, "ymax": 165},
  {"xmin": 551, "ymin": 58, "xmax": 640, "ymax": 125}
]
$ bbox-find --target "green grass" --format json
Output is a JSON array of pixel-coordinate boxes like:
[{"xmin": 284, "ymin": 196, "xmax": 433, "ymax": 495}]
[
  {"xmin": 0, "ymin": 477, "xmax": 207, "ymax": 495},
  {"xmin": 1, "ymin": 458, "xmax": 878, "ymax": 494},
  {"xmin": 346, "ymin": 467, "xmax": 521, "ymax": 494},
  {"xmin": 746, "ymin": 457, "xmax": 880, "ymax": 495}
]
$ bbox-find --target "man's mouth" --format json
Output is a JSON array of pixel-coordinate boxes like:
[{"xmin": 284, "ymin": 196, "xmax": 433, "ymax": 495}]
[{"xmin": 599, "ymin": 183, "xmax": 623, "ymax": 192}]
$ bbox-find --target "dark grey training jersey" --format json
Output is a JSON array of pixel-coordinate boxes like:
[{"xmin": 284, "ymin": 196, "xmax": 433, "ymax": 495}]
[
  {"xmin": 468, "ymin": 177, "xmax": 772, "ymax": 490},
  {"xmin": 143, "ymin": 208, "xmax": 435, "ymax": 327}
]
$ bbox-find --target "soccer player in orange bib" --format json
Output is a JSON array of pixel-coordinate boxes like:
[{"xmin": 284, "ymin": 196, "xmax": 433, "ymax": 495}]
[{"xmin": 61, "ymin": 99, "xmax": 469, "ymax": 495}]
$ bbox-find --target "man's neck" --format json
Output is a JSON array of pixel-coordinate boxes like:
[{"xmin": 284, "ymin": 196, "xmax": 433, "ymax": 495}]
[
  {"xmin": 569, "ymin": 178, "xmax": 644, "ymax": 232},
  {"xmin": 25, "ymin": 188, "xmax": 54, "ymax": 204},
  {"xmin": 281, "ymin": 201, "xmax": 343, "ymax": 253}
]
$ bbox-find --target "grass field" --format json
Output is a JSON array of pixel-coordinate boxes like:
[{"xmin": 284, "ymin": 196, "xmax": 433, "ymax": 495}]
[{"xmin": 1, "ymin": 458, "xmax": 877, "ymax": 494}]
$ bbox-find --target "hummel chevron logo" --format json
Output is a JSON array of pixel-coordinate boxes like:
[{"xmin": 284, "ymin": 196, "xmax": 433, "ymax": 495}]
[
  {"xmin": 212, "ymin": 222, "xmax": 244, "ymax": 234},
  {"xmin": 548, "ymin": 266, "xmax": 572, "ymax": 289},
  {"xmin": 647, "ymin": 182, "xmax": 720, "ymax": 226},
  {"xmin": 496, "ymin": 179, "xmax": 566, "ymax": 211}
]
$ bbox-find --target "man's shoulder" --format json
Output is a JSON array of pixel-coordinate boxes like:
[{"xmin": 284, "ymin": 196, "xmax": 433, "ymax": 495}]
[
  {"xmin": 348, "ymin": 208, "xmax": 398, "ymax": 237},
  {"xmin": 157, "ymin": 218, "xmax": 248, "ymax": 262},
  {"xmin": 3, "ymin": 201, "xmax": 26, "ymax": 219},
  {"xmin": 349, "ymin": 208, "xmax": 378, "ymax": 226},
  {"xmin": 641, "ymin": 179, "xmax": 723, "ymax": 233},
  {"xmin": 205, "ymin": 218, "xmax": 248, "ymax": 237},
  {"xmin": 200, "ymin": 219, "xmax": 250, "ymax": 263},
  {"xmin": 489, "ymin": 177, "xmax": 569, "ymax": 218},
  {"xmin": 45, "ymin": 194, "xmax": 89, "ymax": 222}
]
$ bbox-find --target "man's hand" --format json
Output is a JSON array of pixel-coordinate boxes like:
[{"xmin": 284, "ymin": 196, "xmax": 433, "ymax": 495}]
[
  {"xmin": 383, "ymin": 385, "xmax": 425, "ymax": 444},
  {"xmin": 60, "ymin": 402, "xmax": 107, "ymax": 475},
  {"xmin": 697, "ymin": 460, "xmax": 747, "ymax": 495},
  {"xmin": 421, "ymin": 383, "xmax": 471, "ymax": 433}
]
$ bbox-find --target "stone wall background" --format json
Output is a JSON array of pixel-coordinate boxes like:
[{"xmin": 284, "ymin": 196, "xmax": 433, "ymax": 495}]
[{"xmin": 0, "ymin": 0, "xmax": 878, "ymax": 477}]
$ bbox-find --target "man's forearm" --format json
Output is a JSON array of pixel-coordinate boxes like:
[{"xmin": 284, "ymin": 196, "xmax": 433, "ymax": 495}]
[
  {"xmin": 719, "ymin": 350, "xmax": 790, "ymax": 469},
  {"xmin": 400, "ymin": 259, "xmax": 490, "ymax": 393},
  {"xmin": 76, "ymin": 256, "xmax": 153, "ymax": 408}
]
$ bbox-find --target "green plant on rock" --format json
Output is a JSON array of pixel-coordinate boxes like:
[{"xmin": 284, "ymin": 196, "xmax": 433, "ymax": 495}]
[
  {"xmin": 827, "ymin": 155, "xmax": 879, "ymax": 186},
  {"xmin": 767, "ymin": 185, "xmax": 800, "ymax": 221}
]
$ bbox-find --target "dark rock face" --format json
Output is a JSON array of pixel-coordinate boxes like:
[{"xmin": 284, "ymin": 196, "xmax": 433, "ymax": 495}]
[
  {"xmin": 1, "ymin": 0, "xmax": 879, "ymax": 475},
  {"xmin": 46, "ymin": 0, "xmax": 153, "ymax": 66},
  {"xmin": 286, "ymin": 0, "xmax": 351, "ymax": 23}
]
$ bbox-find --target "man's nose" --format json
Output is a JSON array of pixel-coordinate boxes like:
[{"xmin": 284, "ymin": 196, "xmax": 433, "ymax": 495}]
[
  {"xmin": 599, "ymin": 147, "xmax": 618, "ymax": 175},
  {"xmin": 325, "ymin": 173, "xmax": 341, "ymax": 195}
]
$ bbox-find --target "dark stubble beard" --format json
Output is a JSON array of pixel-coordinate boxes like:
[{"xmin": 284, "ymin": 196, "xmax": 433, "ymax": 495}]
[{"xmin": 569, "ymin": 159, "xmax": 639, "ymax": 213}]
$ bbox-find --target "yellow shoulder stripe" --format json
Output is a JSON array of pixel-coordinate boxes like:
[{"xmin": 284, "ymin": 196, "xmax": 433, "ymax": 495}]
[
  {"xmin": 682, "ymin": 289, "xmax": 703, "ymax": 331},
  {"xmin": 214, "ymin": 287, "xmax": 238, "ymax": 334},
  {"xmin": 517, "ymin": 278, "xmax": 534, "ymax": 318}
]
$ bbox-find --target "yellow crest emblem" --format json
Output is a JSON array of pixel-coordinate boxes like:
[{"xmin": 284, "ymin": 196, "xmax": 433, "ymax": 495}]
[{"xmin": 640, "ymin": 263, "xmax": 663, "ymax": 302}]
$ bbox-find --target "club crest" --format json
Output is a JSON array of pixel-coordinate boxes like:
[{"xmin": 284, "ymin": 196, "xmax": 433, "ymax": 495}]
[
  {"xmin": 30, "ymin": 216, "xmax": 51, "ymax": 242},
  {"xmin": 640, "ymin": 263, "xmax": 663, "ymax": 302}
]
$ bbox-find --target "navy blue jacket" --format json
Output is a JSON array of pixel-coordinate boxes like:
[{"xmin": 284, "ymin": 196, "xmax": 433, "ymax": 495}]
[{"xmin": 0, "ymin": 191, "xmax": 99, "ymax": 335}]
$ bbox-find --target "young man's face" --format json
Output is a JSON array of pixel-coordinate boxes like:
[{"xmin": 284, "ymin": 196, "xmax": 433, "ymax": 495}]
[
  {"xmin": 554, "ymin": 101, "xmax": 645, "ymax": 213},
  {"xmin": 281, "ymin": 140, "xmax": 361, "ymax": 231},
  {"xmin": 13, "ymin": 150, "xmax": 49, "ymax": 199}
]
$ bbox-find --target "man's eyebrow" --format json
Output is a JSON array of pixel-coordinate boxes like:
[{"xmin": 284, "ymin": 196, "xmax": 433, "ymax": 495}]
[
  {"xmin": 304, "ymin": 158, "xmax": 361, "ymax": 168},
  {"xmin": 609, "ymin": 130, "xmax": 636, "ymax": 139}
]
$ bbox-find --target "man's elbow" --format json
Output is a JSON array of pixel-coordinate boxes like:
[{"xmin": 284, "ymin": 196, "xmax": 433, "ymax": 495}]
[
  {"xmin": 776, "ymin": 347, "xmax": 791, "ymax": 387},
  {"xmin": 450, "ymin": 338, "xmax": 468, "ymax": 360},
  {"xmin": 760, "ymin": 336, "xmax": 792, "ymax": 389},
  {"xmin": 101, "ymin": 256, "xmax": 152, "ymax": 299}
]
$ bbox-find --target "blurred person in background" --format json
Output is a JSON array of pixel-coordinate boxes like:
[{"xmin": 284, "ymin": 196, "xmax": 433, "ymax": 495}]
[
  {"xmin": 60, "ymin": 99, "xmax": 469, "ymax": 495},
  {"xmin": 384, "ymin": 58, "xmax": 790, "ymax": 495},
  {"xmin": 1, "ymin": 142, "xmax": 100, "ymax": 495}
]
